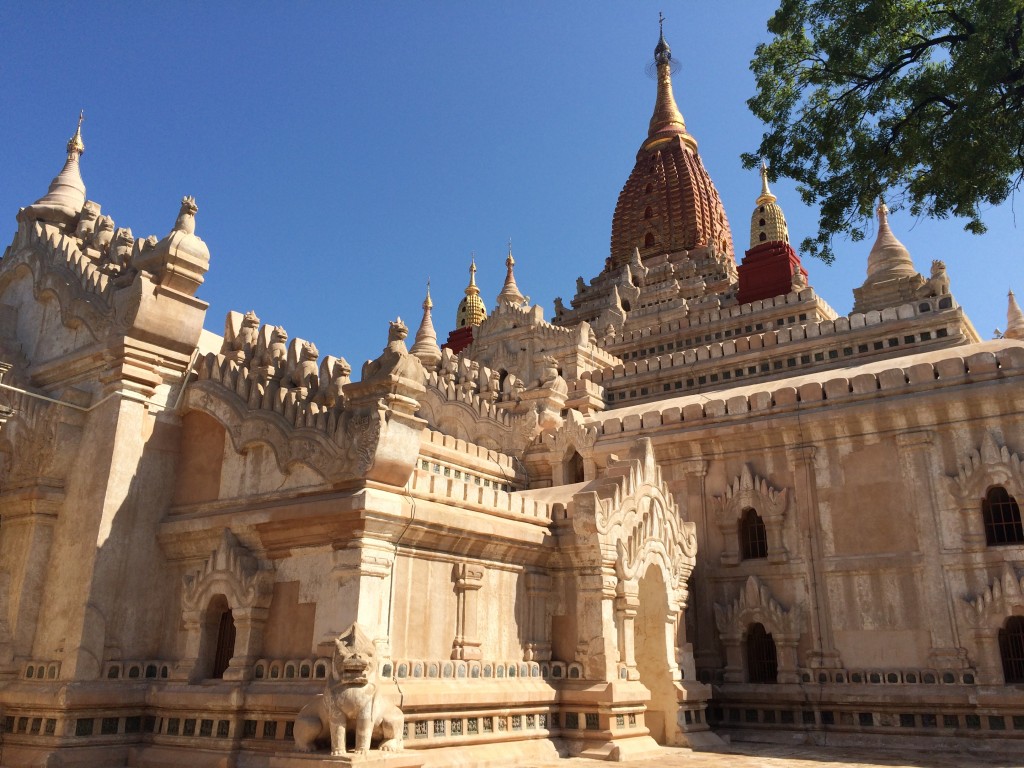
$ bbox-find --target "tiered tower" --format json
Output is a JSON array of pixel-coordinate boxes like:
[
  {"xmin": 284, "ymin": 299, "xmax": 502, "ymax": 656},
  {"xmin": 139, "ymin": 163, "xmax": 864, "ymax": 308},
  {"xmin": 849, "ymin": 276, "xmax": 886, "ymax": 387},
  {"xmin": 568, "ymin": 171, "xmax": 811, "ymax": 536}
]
[
  {"xmin": 444, "ymin": 257, "xmax": 487, "ymax": 353},
  {"xmin": 736, "ymin": 162, "xmax": 806, "ymax": 304}
]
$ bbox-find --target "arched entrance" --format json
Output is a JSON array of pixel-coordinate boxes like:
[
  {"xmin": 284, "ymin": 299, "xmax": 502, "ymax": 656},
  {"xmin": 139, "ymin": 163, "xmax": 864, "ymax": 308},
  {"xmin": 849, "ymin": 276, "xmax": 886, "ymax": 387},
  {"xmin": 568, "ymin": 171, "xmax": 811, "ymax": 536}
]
[{"xmin": 634, "ymin": 564, "xmax": 676, "ymax": 744}]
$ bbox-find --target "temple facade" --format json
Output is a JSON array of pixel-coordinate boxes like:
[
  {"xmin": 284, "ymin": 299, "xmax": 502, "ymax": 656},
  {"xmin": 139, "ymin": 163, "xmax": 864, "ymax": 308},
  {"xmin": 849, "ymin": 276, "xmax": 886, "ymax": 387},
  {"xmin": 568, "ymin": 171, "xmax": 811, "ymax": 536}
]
[{"xmin": 1, "ymin": 27, "xmax": 1023, "ymax": 768}]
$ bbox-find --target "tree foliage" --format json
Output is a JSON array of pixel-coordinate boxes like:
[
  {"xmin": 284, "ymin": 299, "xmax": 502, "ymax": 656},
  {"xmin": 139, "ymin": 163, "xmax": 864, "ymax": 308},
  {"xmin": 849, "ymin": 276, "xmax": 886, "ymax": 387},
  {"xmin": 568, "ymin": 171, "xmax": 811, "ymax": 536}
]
[{"xmin": 745, "ymin": 0, "xmax": 1024, "ymax": 262}]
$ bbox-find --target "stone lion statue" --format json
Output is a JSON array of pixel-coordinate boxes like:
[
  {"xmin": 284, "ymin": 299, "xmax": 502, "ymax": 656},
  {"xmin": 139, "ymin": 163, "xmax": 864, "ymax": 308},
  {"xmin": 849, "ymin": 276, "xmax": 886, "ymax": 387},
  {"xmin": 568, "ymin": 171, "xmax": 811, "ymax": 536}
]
[
  {"xmin": 293, "ymin": 624, "xmax": 404, "ymax": 756},
  {"xmin": 918, "ymin": 259, "xmax": 950, "ymax": 298}
]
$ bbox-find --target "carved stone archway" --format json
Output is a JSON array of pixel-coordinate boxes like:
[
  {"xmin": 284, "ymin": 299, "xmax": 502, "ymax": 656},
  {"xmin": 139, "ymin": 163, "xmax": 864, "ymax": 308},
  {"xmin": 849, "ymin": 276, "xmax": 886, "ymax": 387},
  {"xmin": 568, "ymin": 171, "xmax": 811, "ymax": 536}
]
[
  {"xmin": 178, "ymin": 529, "xmax": 273, "ymax": 682},
  {"xmin": 545, "ymin": 410, "xmax": 599, "ymax": 485},
  {"xmin": 712, "ymin": 465, "xmax": 789, "ymax": 565},
  {"xmin": 962, "ymin": 564, "xmax": 1024, "ymax": 683},
  {"xmin": 565, "ymin": 438, "xmax": 705, "ymax": 749},
  {"xmin": 949, "ymin": 433, "xmax": 1024, "ymax": 550},
  {"xmin": 714, "ymin": 576, "xmax": 802, "ymax": 684}
]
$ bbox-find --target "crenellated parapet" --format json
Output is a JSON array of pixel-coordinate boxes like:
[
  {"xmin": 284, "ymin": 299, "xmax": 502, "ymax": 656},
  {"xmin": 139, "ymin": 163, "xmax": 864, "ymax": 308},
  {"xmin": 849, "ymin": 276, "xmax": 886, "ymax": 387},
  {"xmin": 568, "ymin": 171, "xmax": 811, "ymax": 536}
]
[
  {"xmin": 187, "ymin": 313, "xmax": 426, "ymax": 487},
  {"xmin": 590, "ymin": 341, "xmax": 1024, "ymax": 438}
]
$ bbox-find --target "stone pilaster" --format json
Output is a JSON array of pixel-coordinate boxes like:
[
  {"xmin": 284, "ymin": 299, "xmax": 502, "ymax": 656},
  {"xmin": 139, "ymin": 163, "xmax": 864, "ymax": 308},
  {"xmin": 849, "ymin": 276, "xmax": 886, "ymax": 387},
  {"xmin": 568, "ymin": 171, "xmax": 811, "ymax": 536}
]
[
  {"xmin": 788, "ymin": 444, "xmax": 841, "ymax": 669},
  {"xmin": 680, "ymin": 459, "xmax": 716, "ymax": 674},
  {"xmin": 451, "ymin": 562, "xmax": 485, "ymax": 660},
  {"xmin": 524, "ymin": 571, "xmax": 551, "ymax": 661},
  {"xmin": 615, "ymin": 580, "xmax": 640, "ymax": 680},
  {"xmin": 895, "ymin": 430, "xmax": 967, "ymax": 668},
  {"xmin": 0, "ymin": 490, "xmax": 60, "ymax": 673},
  {"xmin": 333, "ymin": 537, "xmax": 397, "ymax": 656}
]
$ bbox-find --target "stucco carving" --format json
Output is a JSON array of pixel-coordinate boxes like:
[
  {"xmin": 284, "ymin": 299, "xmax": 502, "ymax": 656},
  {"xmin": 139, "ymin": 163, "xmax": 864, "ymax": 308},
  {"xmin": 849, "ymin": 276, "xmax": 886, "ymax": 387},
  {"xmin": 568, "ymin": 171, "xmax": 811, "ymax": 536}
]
[
  {"xmin": 962, "ymin": 563, "xmax": 1024, "ymax": 629},
  {"xmin": 713, "ymin": 464, "xmax": 789, "ymax": 565},
  {"xmin": 189, "ymin": 313, "xmax": 427, "ymax": 487},
  {"xmin": 568, "ymin": 438, "xmax": 698, "ymax": 681},
  {"xmin": 714, "ymin": 575, "xmax": 803, "ymax": 683},
  {"xmin": 714, "ymin": 575, "xmax": 802, "ymax": 640},
  {"xmin": 950, "ymin": 432, "xmax": 1024, "ymax": 503},
  {"xmin": 949, "ymin": 433, "xmax": 1023, "ymax": 548},
  {"xmin": 178, "ymin": 529, "xmax": 274, "ymax": 682},
  {"xmin": 181, "ymin": 529, "xmax": 273, "ymax": 614}
]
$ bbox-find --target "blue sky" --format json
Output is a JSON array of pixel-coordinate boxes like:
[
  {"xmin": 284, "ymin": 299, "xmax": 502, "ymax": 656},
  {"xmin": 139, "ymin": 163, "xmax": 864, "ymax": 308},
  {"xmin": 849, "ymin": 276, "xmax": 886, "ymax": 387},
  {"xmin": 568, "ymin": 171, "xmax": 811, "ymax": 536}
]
[{"xmin": 1, "ymin": 2, "xmax": 1019, "ymax": 371}]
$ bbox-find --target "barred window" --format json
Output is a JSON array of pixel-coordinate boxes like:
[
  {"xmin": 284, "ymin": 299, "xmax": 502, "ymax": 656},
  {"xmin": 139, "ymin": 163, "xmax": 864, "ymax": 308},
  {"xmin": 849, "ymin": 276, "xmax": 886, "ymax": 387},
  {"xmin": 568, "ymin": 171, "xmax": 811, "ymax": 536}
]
[
  {"xmin": 746, "ymin": 623, "xmax": 777, "ymax": 684},
  {"xmin": 740, "ymin": 508, "xmax": 768, "ymax": 560},
  {"xmin": 983, "ymin": 486, "xmax": 1023, "ymax": 545},
  {"xmin": 1000, "ymin": 616, "xmax": 1024, "ymax": 684}
]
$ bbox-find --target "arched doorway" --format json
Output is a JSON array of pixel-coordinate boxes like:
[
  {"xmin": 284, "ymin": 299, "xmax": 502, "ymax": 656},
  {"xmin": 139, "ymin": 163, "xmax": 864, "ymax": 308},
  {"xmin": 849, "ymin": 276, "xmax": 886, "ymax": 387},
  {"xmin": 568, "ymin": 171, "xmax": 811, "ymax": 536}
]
[
  {"xmin": 634, "ymin": 564, "xmax": 677, "ymax": 744},
  {"xmin": 202, "ymin": 594, "xmax": 236, "ymax": 679}
]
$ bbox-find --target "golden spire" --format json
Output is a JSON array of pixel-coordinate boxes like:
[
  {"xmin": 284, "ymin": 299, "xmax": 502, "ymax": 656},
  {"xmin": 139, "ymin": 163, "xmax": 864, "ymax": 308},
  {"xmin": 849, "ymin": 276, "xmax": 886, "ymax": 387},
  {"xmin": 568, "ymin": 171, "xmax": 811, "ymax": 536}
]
[
  {"xmin": 756, "ymin": 160, "xmax": 776, "ymax": 205},
  {"xmin": 67, "ymin": 110, "xmax": 85, "ymax": 157},
  {"xmin": 749, "ymin": 161, "xmax": 789, "ymax": 247},
  {"xmin": 456, "ymin": 255, "xmax": 487, "ymax": 328},
  {"xmin": 644, "ymin": 16, "xmax": 696, "ymax": 152},
  {"xmin": 496, "ymin": 238, "xmax": 527, "ymax": 308}
]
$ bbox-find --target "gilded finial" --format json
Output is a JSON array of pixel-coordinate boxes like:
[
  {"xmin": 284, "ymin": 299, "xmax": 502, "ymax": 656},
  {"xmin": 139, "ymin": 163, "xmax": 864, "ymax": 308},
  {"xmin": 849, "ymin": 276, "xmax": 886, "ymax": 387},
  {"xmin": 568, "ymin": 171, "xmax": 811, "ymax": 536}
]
[
  {"xmin": 654, "ymin": 12, "xmax": 671, "ymax": 64},
  {"xmin": 468, "ymin": 254, "xmax": 478, "ymax": 291},
  {"xmin": 645, "ymin": 18, "xmax": 694, "ymax": 151},
  {"xmin": 67, "ymin": 110, "xmax": 85, "ymax": 156},
  {"xmin": 756, "ymin": 160, "xmax": 776, "ymax": 205},
  {"xmin": 424, "ymin": 278, "xmax": 433, "ymax": 310},
  {"xmin": 506, "ymin": 238, "xmax": 514, "ymax": 267}
]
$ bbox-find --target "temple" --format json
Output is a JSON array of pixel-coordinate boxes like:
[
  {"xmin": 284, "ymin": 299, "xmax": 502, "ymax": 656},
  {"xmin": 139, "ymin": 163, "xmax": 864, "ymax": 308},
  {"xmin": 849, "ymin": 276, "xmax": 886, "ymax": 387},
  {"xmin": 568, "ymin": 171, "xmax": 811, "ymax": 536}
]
[{"xmin": 0, "ymin": 25, "xmax": 1023, "ymax": 768}]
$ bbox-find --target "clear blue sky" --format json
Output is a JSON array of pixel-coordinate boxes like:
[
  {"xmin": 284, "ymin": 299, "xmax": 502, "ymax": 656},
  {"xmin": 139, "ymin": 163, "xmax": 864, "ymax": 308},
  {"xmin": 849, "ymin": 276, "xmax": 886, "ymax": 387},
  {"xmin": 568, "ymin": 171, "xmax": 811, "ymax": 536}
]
[{"xmin": 2, "ymin": 2, "xmax": 1019, "ymax": 371}]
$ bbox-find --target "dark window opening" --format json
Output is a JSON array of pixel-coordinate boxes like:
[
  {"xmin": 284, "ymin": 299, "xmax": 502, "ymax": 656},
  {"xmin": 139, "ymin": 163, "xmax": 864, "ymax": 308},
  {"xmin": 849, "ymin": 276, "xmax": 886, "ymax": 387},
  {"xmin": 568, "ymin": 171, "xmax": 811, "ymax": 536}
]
[
  {"xmin": 644, "ymin": 232, "xmax": 655, "ymax": 248},
  {"xmin": 1000, "ymin": 616, "xmax": 1024, "ymax": 683},
  {"xmin": 740, "ymin": 507, "xmax": 768, "ymax": 560},
  {"xmin": 983, "ymin": 486, "xmax": 1024, "ymax": 545},
  {"xmin": 569, "ymin": 454, "xmax": 585, "ymax": 483},
  {"xmin": 759, "ymin": 232, "xmax": 767, "ymax": 242},
  {"xmin": 212, "ymin": 607, "xmax": 236, "ymax": 679},
  {"xmin": 644, "ymin": 206, "xmax": 653, "ymax": 219},
  {"xmin": 746, "ymin": 623, "xmax": 778, "ymax": 683}
]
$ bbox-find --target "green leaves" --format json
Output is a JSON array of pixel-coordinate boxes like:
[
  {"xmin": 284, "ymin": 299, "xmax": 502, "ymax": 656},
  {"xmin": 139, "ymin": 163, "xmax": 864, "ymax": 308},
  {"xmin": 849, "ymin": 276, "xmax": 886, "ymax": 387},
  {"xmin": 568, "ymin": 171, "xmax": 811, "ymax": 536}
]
[{"xmin": 748, "ymin": 0, "xmax": 1024, "ymax": 262}]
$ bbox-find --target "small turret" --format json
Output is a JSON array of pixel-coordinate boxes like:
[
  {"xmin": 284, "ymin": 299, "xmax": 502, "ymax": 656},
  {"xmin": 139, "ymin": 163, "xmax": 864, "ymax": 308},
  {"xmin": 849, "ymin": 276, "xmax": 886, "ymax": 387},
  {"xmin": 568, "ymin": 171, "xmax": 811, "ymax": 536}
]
[
  {"xmin": 455, "ymin": 257, "xmax": 487, "ymax": 328},
  {"xmin": 1001, "ymin": 290, "xmax": 1024, "ymax": 340},
  {"xmin": 737, "ymin": 162, "xmax": 805, "ymax": 305},
  {"xmin": 19, "ymin": 112, "xmax": 88, "ymax": 228},
  {"xmin": 852, "ymin": 198, "xmax": 926, "ymax": 313},
  {"xmin": 866, "ymin": 199, "xmax": 916, "ymax": 280},
  {"xmin": 411, "ymin": 280, "xmax": 442, "ymax": 367},
  {"xmin": 445, "ymin": 257, "xmax": 487, "ymax": 355},
  {"xmin": 496, "ymin": 241, "xmax": 528, "ymax": 309},
  {"xmin": 749, "ymin": 161, "xmax": 789, "ymax": 248}
]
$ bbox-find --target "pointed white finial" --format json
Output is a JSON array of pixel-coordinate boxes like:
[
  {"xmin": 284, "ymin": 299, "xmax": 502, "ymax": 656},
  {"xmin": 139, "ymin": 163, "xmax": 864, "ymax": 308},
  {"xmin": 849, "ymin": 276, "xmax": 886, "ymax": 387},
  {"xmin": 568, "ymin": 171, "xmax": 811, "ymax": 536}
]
[
  {"xmin": 1004, "ymin": 289, "xmax": 1024, "ymax": 340},
  {"xmin": 412, "ymin": 278, "xmax": 441, "ymax": 366},
  {"xmin": 866, "ymin": 194, "xmax": 915, "ymax": 279},
  {"xmin": 497, "ymin": 239, "xmax": 526, "ymax": 308}
]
